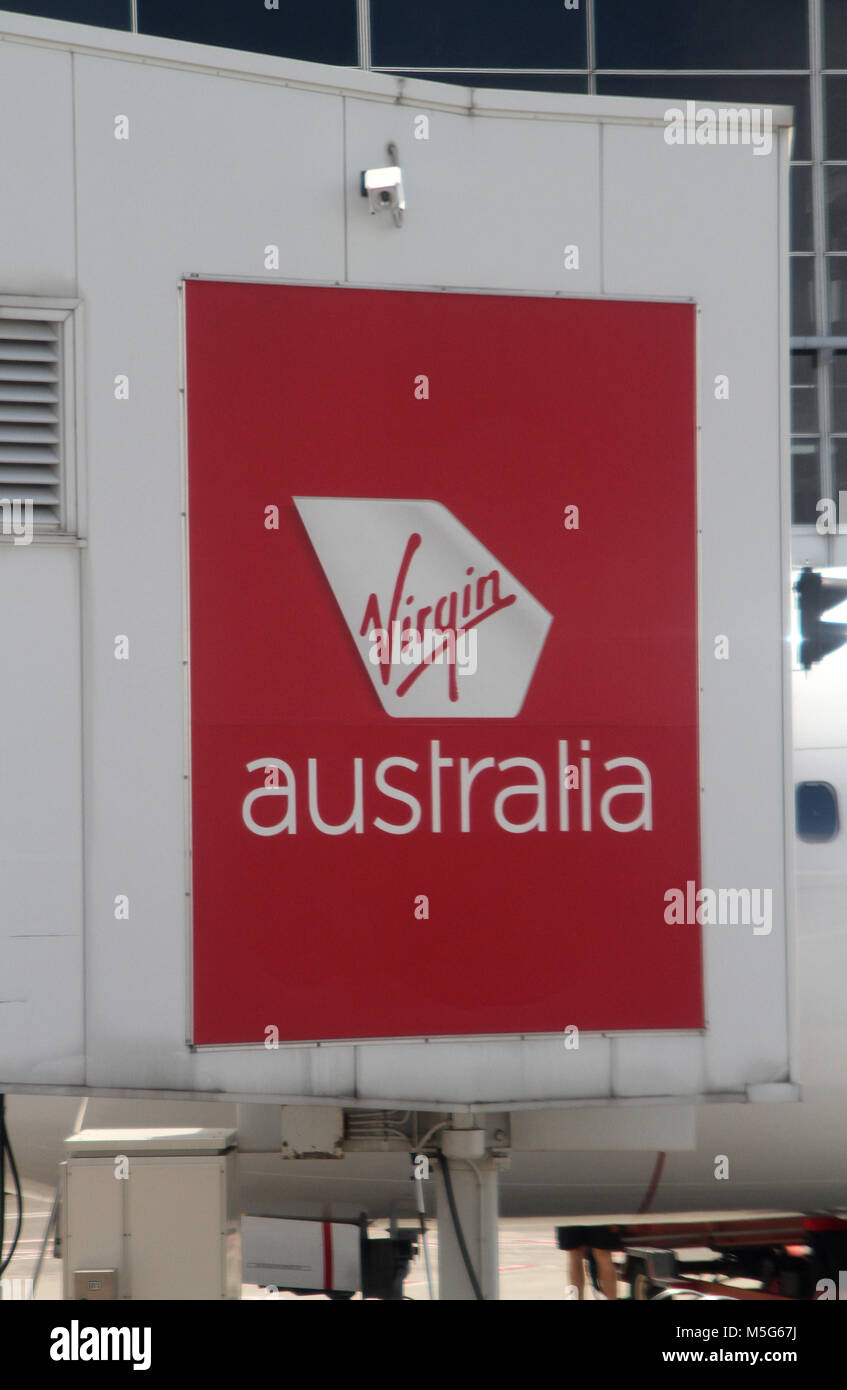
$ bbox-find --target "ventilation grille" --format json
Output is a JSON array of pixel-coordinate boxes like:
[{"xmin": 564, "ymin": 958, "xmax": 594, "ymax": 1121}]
[{"xmin": 0, "ymin": 317, "xmax": 62, "ymax": 528}]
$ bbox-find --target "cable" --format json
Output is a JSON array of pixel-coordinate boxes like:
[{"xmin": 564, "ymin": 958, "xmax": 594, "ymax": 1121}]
[
  {"xmin": 637, "ymin": 1151, "xmax": 666, "ymax": 1215},
  {"xmin": 416, "ymin": 1120, "xmax": 448, "ymax": 1151},
  {"xmin": 0, "ymin": 1096, "xmax": 23, "ymax": 1277},
  {"xmin": 439, "ymin": 1152, "xmax": 484, "ymax": 1301}
]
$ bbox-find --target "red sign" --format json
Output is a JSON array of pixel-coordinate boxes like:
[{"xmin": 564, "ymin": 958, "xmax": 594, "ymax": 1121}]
[{"xmin": 185, "ymin": 280, "xmax": 702, "ymax": 1044}]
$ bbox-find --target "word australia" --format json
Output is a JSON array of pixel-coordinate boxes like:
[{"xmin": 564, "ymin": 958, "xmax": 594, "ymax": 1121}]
[{"xmin": 242, "ymin": 738, "xmax": 652, "ymax": 836}]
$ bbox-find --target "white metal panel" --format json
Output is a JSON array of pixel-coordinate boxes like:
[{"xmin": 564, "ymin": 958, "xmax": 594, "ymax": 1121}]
[
  {"xmin": 346, "ymin": 94, "xmax": 601, "ymax": 292},
  {"xmin": 0, "ymin": 41, "xmax": 76, "ymax": 295},
  {"xmin": 192, "ymin": 1048, "xmax": 322, "ymax": 1098},
  {"xmin": 63, "ymin": 1160, "xmax": 123, "ymax": 1293},
  {"xmin": 304, "ymin": 1045, "xmax": 357, "ymax": 1098},
  {"xmin": 611, "ymin": 1034, "xmax": 705, "ymax": 1098},
  {"xmin": 512, "ymin": 1036, "xmax": 613, "ymax": 1100},
  {"xmin": 355, "ymin": 1036, "xmax": 612, "ymax": 1105},
  {"xmin": 73, "ymin": 56, "xmax": 345, "ymax": 289},
  {"xmin": 126, "ymin": 1158, "xmax": 227, "ymax": 1299},
  {"xmin": 70, "ymin": 52, "xmax": 345, "ymax": 1089},
  {"xmin": 602, "ymin": 121, "xmax": 791, "ymax": 1093},
  {"xmin": 0, "ymin": 544, "xmax": 83, "ymax": 1083}
]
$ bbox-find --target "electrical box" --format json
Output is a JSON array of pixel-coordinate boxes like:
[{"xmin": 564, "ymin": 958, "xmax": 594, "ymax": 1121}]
[
  {"xmin": 62, "ymin": 1128, "xmax": 240, "ymax": 1300},
  {"xmin": 280, "ymin": 1106, "xmax": 344, "ymax": 1158},
  {"xmin": 72, "ymin": 1270, "xmax": 117, "ymax": 1301}
]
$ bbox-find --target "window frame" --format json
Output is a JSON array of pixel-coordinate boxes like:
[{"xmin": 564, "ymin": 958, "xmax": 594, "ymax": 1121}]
[{"xmin": 795, "ymin": 778, "xmax": 840, "ymax": 842}]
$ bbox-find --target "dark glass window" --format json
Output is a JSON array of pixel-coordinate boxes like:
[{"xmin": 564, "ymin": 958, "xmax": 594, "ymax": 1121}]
[
  {"xmin": 833, "ymin": 436, "xmax": 847, "ymax": 494},
  {"xmin": 0, "ymin": 0, "xmax": 130, "ymax": 23},
  {"xmin": 825, "ymin": 0, "xmax": 847, "ymax": 69},
  {"xmin": 792, "ymin": 438, "xmax": 821, "ymax": 524},
  {"xmin": 137, "ymin": 0, "xmax": 357, "ymax": 67},
  {"xmin": 832, "ymin": 352, "xmax": 847, "ymax": 432},
  {"xmin": 792, "ymin": 164, "xmax": 813, "ymax": 251},
  {"xmin": 828, "ymin": 256, "xmax": 847, "ymax": 334},
  {"xmin": 792, "ymin": 256, "xmax": 816, "ymax": 335},
  {"xmin": 372, "ymin": 0, "xmax": 587, "ymax": 70},
  {"xmin": 796, "ymin": 782, "xmax": 839, "ymax": 843},
  {"xmin": 827, "ymin": 166, "xmax": 847, "ymax": 251},
  {"xmin": 791, "ymin": 351, "xmax": 818, "ymax": 433},
  {"xmin": 596, "ymin": 76, "xmax": 811, "ymax": 160},
  {"xmin": 595, "ymin": 0, "xmax": 808, "ymax": 71},
  {"xmin": 388, "ymin": 72, "xmax": 588, "ymax": 95},
  {"xmin": 826, "ymin": 78, "xmax": 847, "ymax": 158}
]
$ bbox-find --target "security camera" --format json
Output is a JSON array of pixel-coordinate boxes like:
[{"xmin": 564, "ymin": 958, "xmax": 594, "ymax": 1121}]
[{"xmin": 360, "ymin": 166, "xmax": 405, "ymax": 227}]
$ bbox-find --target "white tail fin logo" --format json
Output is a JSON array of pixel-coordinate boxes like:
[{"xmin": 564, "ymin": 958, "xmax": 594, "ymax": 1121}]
[{"xmin": 294, "ymin": 498, "xmax": 552, "ymax": 718}]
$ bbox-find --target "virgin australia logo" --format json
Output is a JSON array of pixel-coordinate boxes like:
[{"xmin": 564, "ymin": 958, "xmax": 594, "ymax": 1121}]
[{"xmin": 293, "ymin": 497, "xmax": 552, "ymax": 718}]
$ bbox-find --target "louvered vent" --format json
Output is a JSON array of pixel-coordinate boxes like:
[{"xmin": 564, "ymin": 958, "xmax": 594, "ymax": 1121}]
[{"xmin": 0, "ymin": 316, "xmax": 62, "ymax": 528}]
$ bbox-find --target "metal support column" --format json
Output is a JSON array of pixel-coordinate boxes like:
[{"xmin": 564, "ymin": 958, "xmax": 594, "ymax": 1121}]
[{"xmin": 434, "ymin": 1130, "xmax": 500, "ymax": 1301}]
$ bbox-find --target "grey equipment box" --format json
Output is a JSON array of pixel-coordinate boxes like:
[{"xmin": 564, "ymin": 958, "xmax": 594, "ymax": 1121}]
[{"xmin": 62, "ymin": 1128, "xmax": 240, "ymax": 1300}]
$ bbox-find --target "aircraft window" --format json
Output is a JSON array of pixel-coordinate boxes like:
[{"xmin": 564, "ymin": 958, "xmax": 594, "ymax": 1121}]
[{"xmin": 795, "ymin": 781, "xmax": 840, "ymax": 842}]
